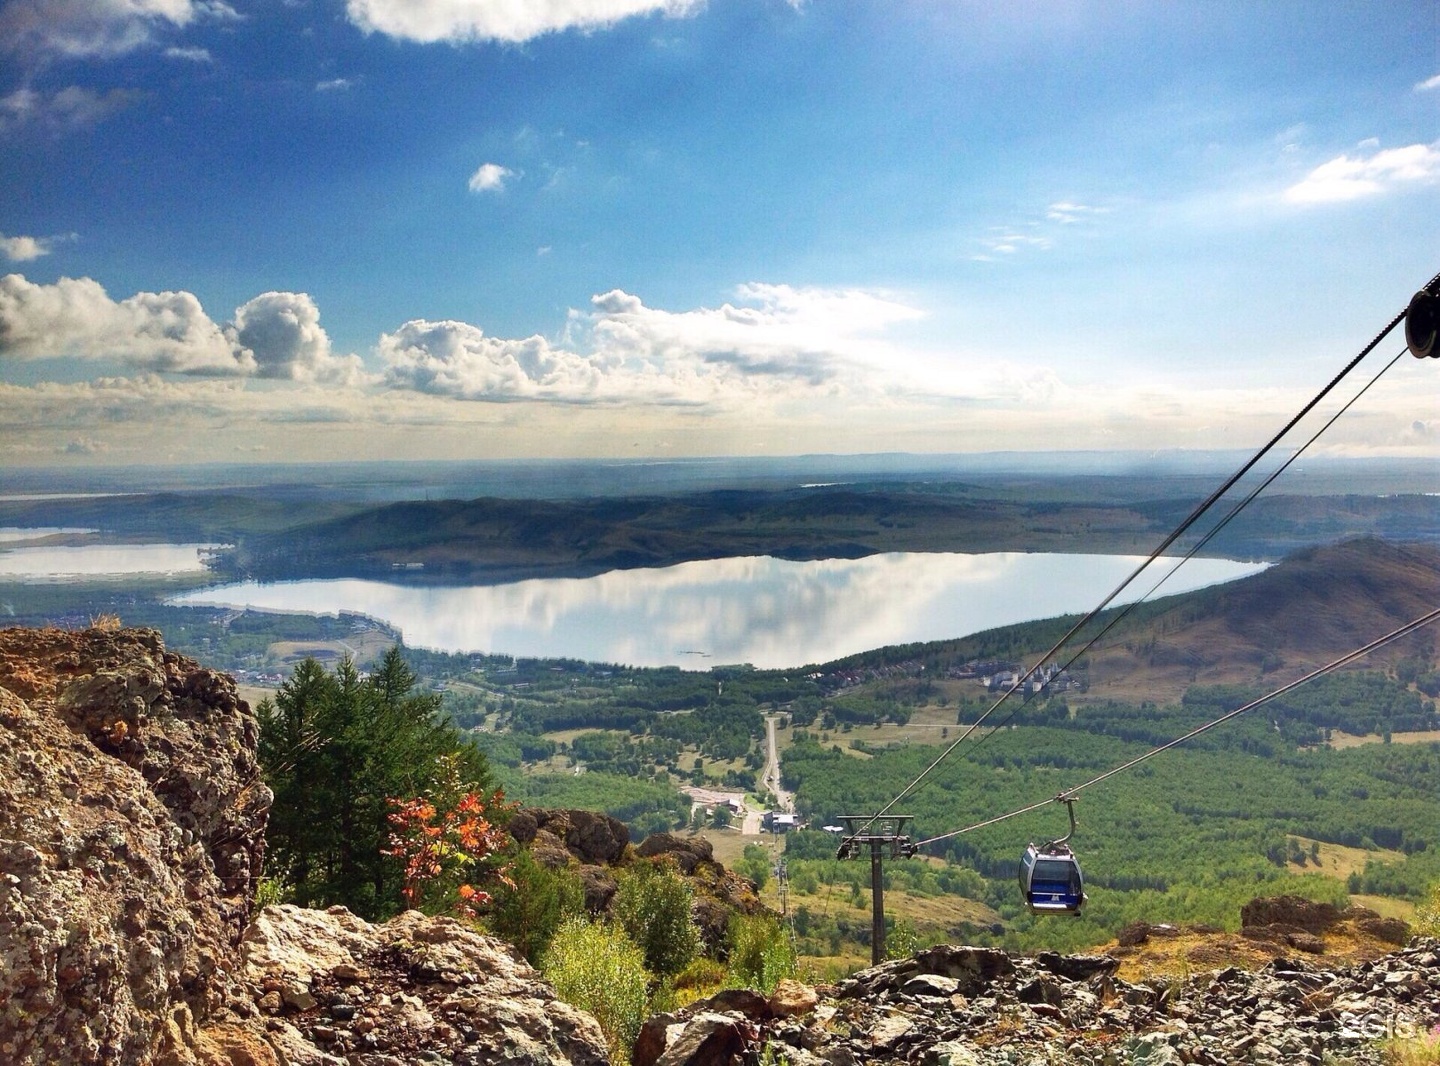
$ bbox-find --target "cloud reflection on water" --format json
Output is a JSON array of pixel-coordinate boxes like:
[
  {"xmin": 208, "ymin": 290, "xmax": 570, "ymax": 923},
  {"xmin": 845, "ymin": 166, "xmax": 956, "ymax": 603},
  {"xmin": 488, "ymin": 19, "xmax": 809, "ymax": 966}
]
[{"xmin": 174, "ymin": 552, "xmax": 1268, "ymax": 669}]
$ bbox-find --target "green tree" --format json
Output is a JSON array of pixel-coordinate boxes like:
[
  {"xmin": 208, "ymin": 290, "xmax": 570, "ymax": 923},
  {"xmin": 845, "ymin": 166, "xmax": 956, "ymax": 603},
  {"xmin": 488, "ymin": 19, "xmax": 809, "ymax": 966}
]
[
  {"xmin": 614, "ymin": 860, "xmax": 702, "ymax": 979},
  {"xmin": 257, "ymin": 647, "xmax": 491, "ymax": 918},
  {"xmin": 726, "ymin": 913, "xmax": 797, "ymax": 995},
  {"xmin": 486, "ymin": 850, "xmax": 586, "ymax": 964},
  {"xmin": 542, "ymin": 917, "xmax": 652, "ymax": 1066},
  {"xmin": 1416, "ymin": 880, "xmax": 1440, "ymax": 938},
  {"xmin": 734, "ymin": 844, "xmax": 772, "ymax": 890}
]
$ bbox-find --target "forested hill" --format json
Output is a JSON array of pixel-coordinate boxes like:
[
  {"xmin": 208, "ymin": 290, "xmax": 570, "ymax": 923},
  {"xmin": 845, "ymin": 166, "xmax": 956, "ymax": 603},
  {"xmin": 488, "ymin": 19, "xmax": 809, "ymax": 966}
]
[
  {"xmin": 1080, "ymin": 538, "xmax": 1440, "ymax": 700},
  {"xmin": 204, "ymin": 481, "xmax": 1440, "ymax": 584},
  {"xmin": 205, "ymin": 487, "xmax": 1168, "ymax": 582},
  {"xmin": 829, "ymin": 538, "xmax": 1440, "ymax": 704}
]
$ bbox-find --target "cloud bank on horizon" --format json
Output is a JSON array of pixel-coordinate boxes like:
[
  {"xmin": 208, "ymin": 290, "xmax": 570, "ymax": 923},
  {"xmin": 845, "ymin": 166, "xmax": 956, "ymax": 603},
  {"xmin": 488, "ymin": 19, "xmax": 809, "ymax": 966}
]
[{"xmin": 0, "ymin": 0, "xmax": 1437, "ymax": 465}]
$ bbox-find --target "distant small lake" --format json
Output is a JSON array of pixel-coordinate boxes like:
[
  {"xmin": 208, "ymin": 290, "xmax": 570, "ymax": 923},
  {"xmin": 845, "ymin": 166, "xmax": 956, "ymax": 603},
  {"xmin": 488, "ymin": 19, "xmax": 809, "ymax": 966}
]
[
  {"xmin": 0, "ymin": 527, "xmax": 95, "ymax": 544},
  {"xmin": 172, "ymin": 552, "xmax": 1267, "ymax": 669},
  {"xmin": 0, "ymin": 541, "xmax": 221, "ymax": 580}
]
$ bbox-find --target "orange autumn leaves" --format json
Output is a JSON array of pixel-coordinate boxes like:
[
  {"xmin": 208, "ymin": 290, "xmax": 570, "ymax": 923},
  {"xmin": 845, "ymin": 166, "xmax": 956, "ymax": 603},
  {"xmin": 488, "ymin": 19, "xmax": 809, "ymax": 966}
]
[{"xmin": 384, "ymin": 759, "xmax": 514, "ymax": 919}]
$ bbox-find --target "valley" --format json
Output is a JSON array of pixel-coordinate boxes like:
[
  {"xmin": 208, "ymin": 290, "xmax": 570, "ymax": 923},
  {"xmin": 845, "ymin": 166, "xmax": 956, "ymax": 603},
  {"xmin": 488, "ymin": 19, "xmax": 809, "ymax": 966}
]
[{"xmin": 2, "ymin": 463, "xmax": 1439, "ymax": 970}]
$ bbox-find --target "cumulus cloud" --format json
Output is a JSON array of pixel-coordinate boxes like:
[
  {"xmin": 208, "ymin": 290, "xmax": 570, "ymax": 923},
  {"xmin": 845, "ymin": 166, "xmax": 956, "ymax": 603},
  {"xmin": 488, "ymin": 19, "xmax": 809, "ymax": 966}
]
[
  {"xmin": 379, "ymin": 319, "xmax": 602, "ymax": 401},
  {"xmin": 227, "ymin": 291, "xmax": 366, "ymax": 384},
  {"xmin": 316, "ymin": 77, "xmax": 353, "ymax": 92},
  {"xmin": 0, "ymin": 85, "xmax": 142, "ymax": 132},
  {"xmin": 380, "ymin": 284, "xmax": 925, "ymax": 405},
  {"xmin": 0, "ymin": 273, "xmax": 251, "ymax": 374},
  {"xmin": 0, "ymin": 232, "xmax": 60, "ymax": 261},
  {"xmin": 0, "ymin": 275, "xmax": 366, "ymax": 382},
  {"xmin": 1416, "ymin": 74, "xmax": 1440, "ymax": 92},
  {"xmin": 0, "ymin": 0, "xmax": 233, "ymax": 60},
  {"xmin": 345, "ymin": 0, "xmax": 701, "ymax": 45},
  {"xmin": 467, "ymin": 162, "xmax": 514, "ymax": 193},
  {"xmin": 586, "ymin": 283, "xmax": 922, "ymax": 386},
  {"xmin": 1284, "ymin": 141, "xmax": 1440, "ymax": 203}
]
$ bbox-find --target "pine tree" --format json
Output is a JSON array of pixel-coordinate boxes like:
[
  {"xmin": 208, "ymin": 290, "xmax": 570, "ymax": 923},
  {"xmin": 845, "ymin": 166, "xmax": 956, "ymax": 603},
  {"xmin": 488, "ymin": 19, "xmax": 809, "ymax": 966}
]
[{"xmin": 257, "ymin": 647, "xmax": 491, "ymax": 918}]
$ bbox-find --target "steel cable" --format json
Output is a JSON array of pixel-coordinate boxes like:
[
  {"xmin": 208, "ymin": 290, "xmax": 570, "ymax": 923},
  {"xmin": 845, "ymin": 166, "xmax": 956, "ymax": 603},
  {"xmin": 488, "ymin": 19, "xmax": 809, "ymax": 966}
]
[
  {"xmin": 845, "ymin": 279, "xmax": 1434, "ymax": 840},
  {"xmin": 931, "ymin": 344, "xmax": 1411, "ymax": 768},
  {"xmin": 913, "ymin": 603, "xmax": 1440, "ymax": 848}
]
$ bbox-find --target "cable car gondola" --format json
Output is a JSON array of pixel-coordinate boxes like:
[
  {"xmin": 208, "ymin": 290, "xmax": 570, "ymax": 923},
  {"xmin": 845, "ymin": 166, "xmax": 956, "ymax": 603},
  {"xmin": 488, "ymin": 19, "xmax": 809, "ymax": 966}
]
[{"xmin": 1018, "ymin": 795, "xmax": 1086, "ymax": 916}]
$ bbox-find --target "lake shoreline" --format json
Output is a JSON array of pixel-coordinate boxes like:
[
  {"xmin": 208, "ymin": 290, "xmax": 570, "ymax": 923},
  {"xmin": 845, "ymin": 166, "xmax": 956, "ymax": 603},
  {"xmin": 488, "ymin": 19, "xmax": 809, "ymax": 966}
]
[{"xmin": 173, "ymin": 552, "xmax": 1269, "ymax": 669}]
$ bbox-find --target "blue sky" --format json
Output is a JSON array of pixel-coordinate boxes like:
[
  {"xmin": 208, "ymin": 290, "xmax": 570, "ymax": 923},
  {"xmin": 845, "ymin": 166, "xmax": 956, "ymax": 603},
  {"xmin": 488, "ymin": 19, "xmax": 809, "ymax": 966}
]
[{"xmin": 1, "ymin": 0, "xmax": 1437, "ymax": 465}]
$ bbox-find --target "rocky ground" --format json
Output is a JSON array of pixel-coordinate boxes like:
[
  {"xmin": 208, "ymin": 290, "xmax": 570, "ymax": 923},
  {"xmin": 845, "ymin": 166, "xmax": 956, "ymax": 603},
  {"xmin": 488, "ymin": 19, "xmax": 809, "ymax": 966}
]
[
  {"xmin": 2, "ymin": 624, "xmax": 1438, "ymax": 1066},
  {"xmin": 642, "ymin": 934, "xmax": 1440, "ymax": 1066}
]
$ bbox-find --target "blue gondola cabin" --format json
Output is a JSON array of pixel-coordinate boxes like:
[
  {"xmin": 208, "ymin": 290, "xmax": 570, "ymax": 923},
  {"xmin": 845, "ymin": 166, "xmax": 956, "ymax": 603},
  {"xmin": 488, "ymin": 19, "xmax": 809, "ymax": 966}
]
[{"xmin": 1019, "ymin": 843, "xmax": 1086, "ymax": 915}]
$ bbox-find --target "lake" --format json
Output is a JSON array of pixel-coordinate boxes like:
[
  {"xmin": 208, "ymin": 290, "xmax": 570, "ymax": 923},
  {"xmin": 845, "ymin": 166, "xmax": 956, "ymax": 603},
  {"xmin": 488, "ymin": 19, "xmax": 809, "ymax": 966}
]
[
  {"xmin": 0, "ymin": 541, "xmax": 221, "ymax": 579},
  {"xmin": 171, "ymin": 552, "xmax": 1267, "ymax": 669}
]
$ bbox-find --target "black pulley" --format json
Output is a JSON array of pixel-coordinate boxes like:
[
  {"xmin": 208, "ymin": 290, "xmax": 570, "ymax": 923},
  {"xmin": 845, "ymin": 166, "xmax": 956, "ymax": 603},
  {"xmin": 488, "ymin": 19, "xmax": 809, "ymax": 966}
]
[{"xmin": 1407, "ymin": 288, "xmax": 1440, "ymax": 359}]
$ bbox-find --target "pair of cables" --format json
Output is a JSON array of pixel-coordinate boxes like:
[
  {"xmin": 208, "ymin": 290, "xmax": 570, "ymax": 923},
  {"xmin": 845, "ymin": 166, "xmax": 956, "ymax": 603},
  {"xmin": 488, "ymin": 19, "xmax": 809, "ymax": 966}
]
[
  {"xmin": 845, "ymin": 271, "xmax": 1440, "ymax": 846},
  {"xmin": 912, "ymin": 602, "xmax": 1440, "ymax": 848}
]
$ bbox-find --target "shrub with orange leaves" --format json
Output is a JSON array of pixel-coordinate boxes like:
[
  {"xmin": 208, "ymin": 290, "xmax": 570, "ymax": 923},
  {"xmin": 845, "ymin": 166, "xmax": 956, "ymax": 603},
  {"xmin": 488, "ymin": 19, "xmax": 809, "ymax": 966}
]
[{"xmin": 384, "ymin": 753, "xmax": 514, "ymax": 918}]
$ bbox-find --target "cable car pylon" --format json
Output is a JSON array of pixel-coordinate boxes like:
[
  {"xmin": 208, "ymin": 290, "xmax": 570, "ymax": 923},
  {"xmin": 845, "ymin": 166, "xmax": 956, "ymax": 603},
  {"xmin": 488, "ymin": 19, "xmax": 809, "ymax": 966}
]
[{"xmin": 836, "ymin": 814, "xmax": 917, "ymax": 965}]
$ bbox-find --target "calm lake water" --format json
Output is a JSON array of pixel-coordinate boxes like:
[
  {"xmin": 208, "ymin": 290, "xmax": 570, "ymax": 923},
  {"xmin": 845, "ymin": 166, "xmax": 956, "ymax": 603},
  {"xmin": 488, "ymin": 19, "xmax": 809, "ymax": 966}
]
[
  {"xmin": 172, "ymin": 552, "xmax": 1267, "ymax": 669},
  {"xmin": 0, "ymin": 541, "xmax": 220, "ymax": 579}
]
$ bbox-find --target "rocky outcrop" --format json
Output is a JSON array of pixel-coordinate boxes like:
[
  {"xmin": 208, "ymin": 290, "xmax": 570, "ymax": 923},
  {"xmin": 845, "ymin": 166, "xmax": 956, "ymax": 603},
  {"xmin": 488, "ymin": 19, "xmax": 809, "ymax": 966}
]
[
  {"xmin": 631, "ymin": 832, "xmax": 767, "ymax": 953},
  {"xmin": 506, "ymin": 816, "xmax": 767, "ymax": 952},
  {"xmin": 508, "ymin": 807, "xmax": 631, "ymax": 912},
  {"xmin": 0, "ymin": 626, "xmax": 612, "ymax": 1066},
  {"xmin": 0, "ymin": 625, "xmax": 270, "ymax": 1065},
  {"xmin": 640, "ymin": 940, "xmax": 1440, "ymax": 1066},
  {"xmin": 239, "ymin": 904, "xmax": 609, "ymax": 1065},
  {"xmin": 508, "ymin": 807, "xmax": 630, "ymax": 866}
]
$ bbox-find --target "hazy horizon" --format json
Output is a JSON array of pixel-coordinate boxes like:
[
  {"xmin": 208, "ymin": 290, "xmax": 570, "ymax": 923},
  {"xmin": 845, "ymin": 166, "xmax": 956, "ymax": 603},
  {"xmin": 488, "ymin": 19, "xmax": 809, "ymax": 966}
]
[{"xmin": 2, "ymin": 450, "xmax": 1436, "ymax": 505}]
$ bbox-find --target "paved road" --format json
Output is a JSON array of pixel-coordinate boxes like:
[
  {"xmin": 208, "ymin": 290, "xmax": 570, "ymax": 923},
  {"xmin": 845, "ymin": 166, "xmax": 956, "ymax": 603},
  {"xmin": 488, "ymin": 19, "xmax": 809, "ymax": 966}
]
[{"xmin": 761, "ymin": 714, "xmax": 794, "ymax": 813}]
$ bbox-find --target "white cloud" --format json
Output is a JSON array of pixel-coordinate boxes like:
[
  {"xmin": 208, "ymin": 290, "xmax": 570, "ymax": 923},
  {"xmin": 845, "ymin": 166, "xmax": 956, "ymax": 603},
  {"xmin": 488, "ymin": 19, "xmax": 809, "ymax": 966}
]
[
  {"xmin": 62, "ymin": 435, "xmax": 108, "ymax": 454},
  {"xmin": 467, "ymin": 162, "xmax": 514, "ymax": 193},
  {"xmin": 1284, "ymin": 141, "xmax": 1440, "ymax": 204},
  {"xmin": 0, "ymin": 0, "xmax": 212, "ymax": 59},
  {"xmin": 0, "ymin": 273, "xmax": 250, "ymax": 374},
  {"xmin": 0, "ymin": 86, "xmax": 142, "ymax": 132},
  {"xmin": 586, "ymin": 283, "xmax": 923, "ymax": 385},
  {"xmin": 163, "ymin": 44, "xmax": 210, "ymax": 61},
  {"xmin": 0, "ymin": 232, "xmax": 55, "ymax": 261},
  {"xmin": 979, "ymin": 232, "xmax": 1052, "ymax": 255},
  {"xmin": 0, "ymin": 275, "xmax": 367, "ymax": 382},
  {"xmin": 316, "ymin": 77, "xmax": 353, "ymax": 92},
  {"xmin": 1045, "ymin": 201, "xmax": 1109, "ymax": 224},
  {"xmin": 1416, "ymin": 73, "xmax": 1440, "ymax": 92},
  {"xmin": 345, "ymin": 0, "xmax": 701, "ymax": 45},
  {"xmin": 380, "ymin": 284, "xmax": 926, "ymax": 406},
  {"xmin": 379, "ymin": 320, "xmax": 603, "ymax": 401},
  {"xmin": 226, "ymin": 291, "xmax": 366, "ymax": 385}
]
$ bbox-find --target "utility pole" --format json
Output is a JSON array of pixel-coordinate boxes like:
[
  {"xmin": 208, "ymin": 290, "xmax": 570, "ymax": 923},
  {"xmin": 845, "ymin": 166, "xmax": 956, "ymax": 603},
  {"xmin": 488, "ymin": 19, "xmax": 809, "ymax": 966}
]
[{"xmin": 836, "ymin": 815, "xmax": 916, "ymax": 965}]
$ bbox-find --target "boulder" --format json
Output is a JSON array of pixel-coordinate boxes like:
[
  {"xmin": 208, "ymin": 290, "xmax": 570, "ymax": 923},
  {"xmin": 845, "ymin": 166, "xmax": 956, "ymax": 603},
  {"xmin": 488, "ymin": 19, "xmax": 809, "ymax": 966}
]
[
  {"xmin": 0, "ymin": 626, "xmax": 270, "ymax": 1066},
  {"xmin": 1240, "ymin": 895, "xmax": 1341, "ymax": 934},
  {"xmin": 635, "ymin": 832, "xmax": 714, "ymax": 875},
  {"xmin": 767, "ymin": 979, "xmax": 820, "ymax": 1018},
  {"xmin": 652, "ymin": 1012, "xmax": 751, "ymax": 1066},
  {"xmin": 509, "ymin": 808, "xmax": 629, "ymax": 866},
  {"xmin": 240, "ymin": 905, "xmax": 610, "ymax": 1065}
]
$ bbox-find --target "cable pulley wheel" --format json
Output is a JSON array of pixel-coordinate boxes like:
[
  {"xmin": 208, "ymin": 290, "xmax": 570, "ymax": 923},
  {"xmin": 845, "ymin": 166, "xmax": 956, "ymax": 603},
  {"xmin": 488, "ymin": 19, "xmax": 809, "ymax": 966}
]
[{"xmin": 1407, "ymin": 289, "xmax": 1440, "ymax": 359}]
